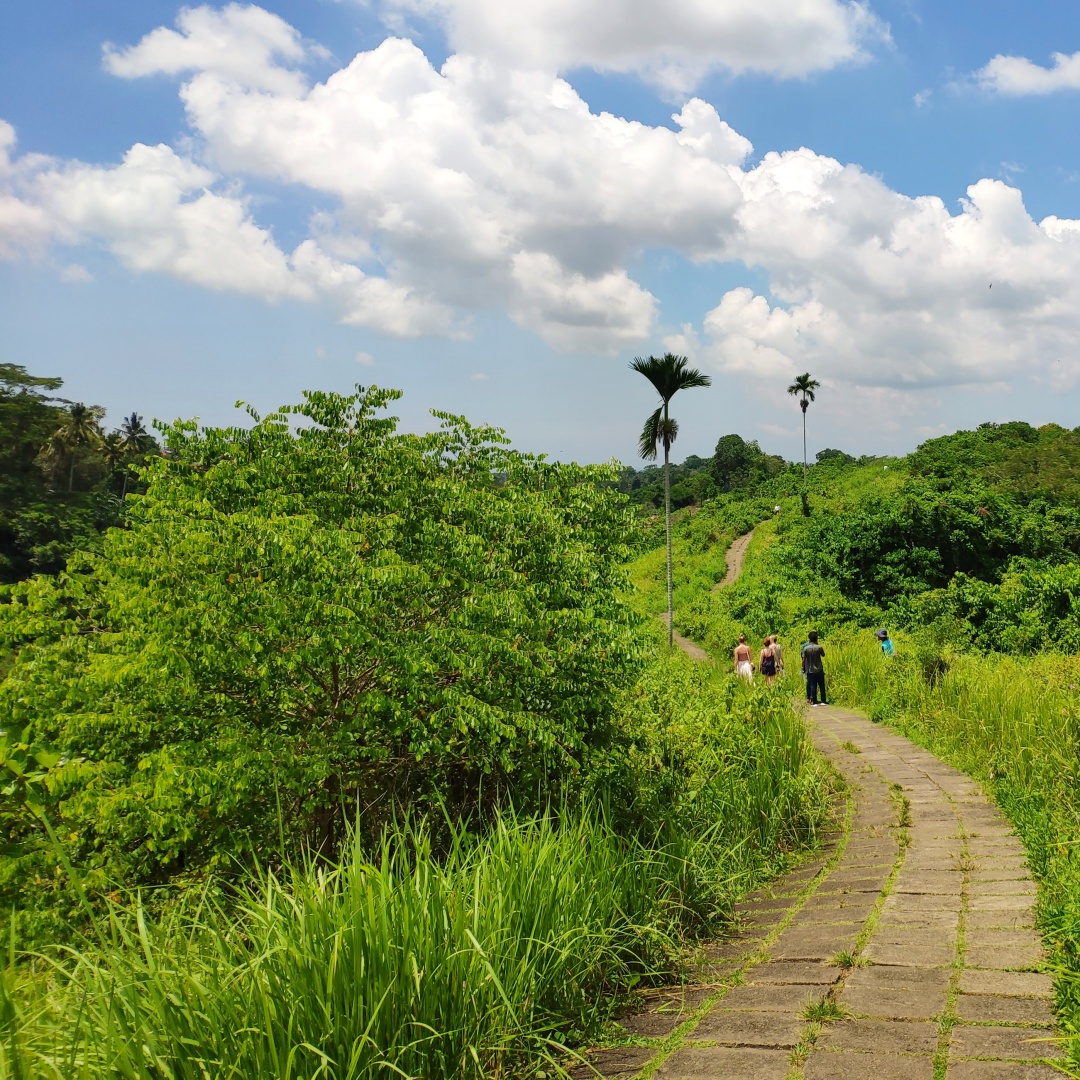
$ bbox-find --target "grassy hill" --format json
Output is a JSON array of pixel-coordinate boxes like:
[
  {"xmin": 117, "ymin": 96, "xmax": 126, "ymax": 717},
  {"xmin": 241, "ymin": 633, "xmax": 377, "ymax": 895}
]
[{"xmin": 633, "ymin": 419, "xmax": 1080, "ymax": 1066}]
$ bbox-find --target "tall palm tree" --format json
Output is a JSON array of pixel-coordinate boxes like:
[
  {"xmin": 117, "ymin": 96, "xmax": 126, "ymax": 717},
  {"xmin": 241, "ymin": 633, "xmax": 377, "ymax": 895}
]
[
  {"xmin": 787, "ymin": 373, "xmax": 820, "ymax": 487},
  {"xmin": 631, "ymin": 353, "xmax": 712, "ymax": 647},
  {"xmin": 49, "ymin": 403, "xmax": 103, "ymax": 492}
]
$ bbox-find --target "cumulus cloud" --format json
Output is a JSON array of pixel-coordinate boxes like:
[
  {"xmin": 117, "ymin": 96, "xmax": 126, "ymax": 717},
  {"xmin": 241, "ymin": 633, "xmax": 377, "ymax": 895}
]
[
  {"xmin": 976, "ymin": 50, "xmax": 1080, "ymax": 96},
  {"xmin": 379, "ymin": 0, "xmax": 888, "ymax": 91},
  {"xmin": 7, "ymin": 4, "xmax": 1080, "ymax": 393},
  {"xmin": 103, "ymin": 3, "xmax": 319, "ymax": 94},
  {"xmin": 688, "ymin": 155, "xmax": 1080, "ymax": 393}
]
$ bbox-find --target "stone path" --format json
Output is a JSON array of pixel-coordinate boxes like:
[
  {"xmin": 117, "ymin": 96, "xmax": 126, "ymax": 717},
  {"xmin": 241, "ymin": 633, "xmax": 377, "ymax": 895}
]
[{"xmin": 572, "ymin": 704, "xmax": 1064, "ymax": 1079}]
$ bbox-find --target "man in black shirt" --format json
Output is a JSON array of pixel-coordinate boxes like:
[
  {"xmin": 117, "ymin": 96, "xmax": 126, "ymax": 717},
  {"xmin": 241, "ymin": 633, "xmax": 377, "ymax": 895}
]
[{"xmin": 801, "ymin": 631, "xmax": 826, "ymax": 706}]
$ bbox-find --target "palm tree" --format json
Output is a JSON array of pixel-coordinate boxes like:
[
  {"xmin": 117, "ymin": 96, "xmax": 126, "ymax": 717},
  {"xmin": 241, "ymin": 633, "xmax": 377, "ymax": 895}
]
[
  {"xmin": 48, "ymin": 403, "xmax": 103, "ymax": 492},
  {"xmin": 631, "ymin": 353, "xmax": 712, "ymax": 647},
  {"xmin": 117, "ymin": 412, "xmax": 151, "ymax": 497},
  {"xmin": 787, "ymin": 373, "xmax": 820, "ymax": 487},
  {"xmin": 119, "ymin": 412, "xmax": 150, "ymax": 454}
]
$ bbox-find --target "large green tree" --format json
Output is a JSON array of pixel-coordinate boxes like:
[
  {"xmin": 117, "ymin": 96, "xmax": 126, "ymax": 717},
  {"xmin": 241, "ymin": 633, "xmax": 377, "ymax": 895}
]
[
  {"xmin": 0, "ymin": 386, "xmax": 644, "ymax": 907},
  {"xmin": 630, "ymin": 353, "xmax": 711, "ymax": 646}
]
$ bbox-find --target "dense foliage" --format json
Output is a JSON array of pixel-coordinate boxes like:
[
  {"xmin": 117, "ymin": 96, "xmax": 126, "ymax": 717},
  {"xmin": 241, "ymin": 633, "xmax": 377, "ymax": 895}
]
[
  {"xmin": 0, "ymin": 364, "xmax": 154, "ymax": 583},
  {"xmin": 0, "ymin": 386, "xmax": 649, "ymax": 930}
]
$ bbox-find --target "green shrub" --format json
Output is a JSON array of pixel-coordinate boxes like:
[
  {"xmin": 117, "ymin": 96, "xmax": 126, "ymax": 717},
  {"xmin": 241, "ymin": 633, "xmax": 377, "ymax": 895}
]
[{"xmin": 0, "ymin": 387, "xmax": 644, "ymax": 933}]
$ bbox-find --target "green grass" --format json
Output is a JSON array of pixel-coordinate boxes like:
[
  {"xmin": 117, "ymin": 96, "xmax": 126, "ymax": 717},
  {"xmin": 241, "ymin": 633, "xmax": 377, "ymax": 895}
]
[{"xmin": 0, "ymin": 647, "xmax": 833, "ymax": 1080}]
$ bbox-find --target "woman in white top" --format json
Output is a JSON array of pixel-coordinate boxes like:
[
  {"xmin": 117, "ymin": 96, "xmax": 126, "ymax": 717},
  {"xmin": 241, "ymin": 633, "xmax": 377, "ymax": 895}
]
[{"xmin": 733, "ymin": 634, "xmax": 754, "ymax": 682}]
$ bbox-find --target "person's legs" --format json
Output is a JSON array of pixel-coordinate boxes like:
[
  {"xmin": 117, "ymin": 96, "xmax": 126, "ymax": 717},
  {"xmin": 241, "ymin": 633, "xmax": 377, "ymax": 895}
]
[
  {"xmin": 818, "ymin": 672, "xmax": 827, "ymax": 705},
  {"xmin": 807, "ymin": 672, "xmax": 826, "ymax": 704},
  {"xmin": 805, "ymin": 673, "xmax": 814, "ymax": 704}
]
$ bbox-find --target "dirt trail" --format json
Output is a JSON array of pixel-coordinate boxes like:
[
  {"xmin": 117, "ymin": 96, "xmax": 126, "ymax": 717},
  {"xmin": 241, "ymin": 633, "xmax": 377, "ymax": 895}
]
[
  {"xmin": 573, "ymin": 532, "xmax": 1063, "ymax": 1079},
  {"xmin": 712, "ymin": 528, "xmax": 755, "ymax": 591}
]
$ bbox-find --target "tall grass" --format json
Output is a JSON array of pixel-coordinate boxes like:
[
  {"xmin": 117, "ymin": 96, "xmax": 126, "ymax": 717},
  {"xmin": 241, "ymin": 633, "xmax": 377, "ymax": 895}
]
[
  {"xmin": 0, "ymin": 650, "xmax": 832, "ymax": 1080},
  {"xmin": 828, "ymin": 633, "xmax": 1080, "ymax": 1067}
]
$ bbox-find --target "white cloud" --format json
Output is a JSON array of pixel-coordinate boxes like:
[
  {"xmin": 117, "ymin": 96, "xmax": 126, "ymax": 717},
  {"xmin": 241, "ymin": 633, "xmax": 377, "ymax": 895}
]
[
  {"xmin": 379, "ymin": 0, "xmax": 888, "ymax": 91},
  {"xmin": 469, "ymin": 371, "xmax": 488, "ymax": 381},
  {"xmin": 355, "ymin": 350, "xmax": 376, "ymax": 366},
  {"xmin": 103, "ymin": 3, "xmax": 317, "ymax": 94},
  {"xmin": 7, "ymin": 4, "xmax": 1080, "ymax": 397},
  {"xmin": 976, "ymin": 50, "xmax": 1080, "ymax": 96},
  {"xmin": 687, "ymin": 155, "xmax": 1080, "ymax": 395}
]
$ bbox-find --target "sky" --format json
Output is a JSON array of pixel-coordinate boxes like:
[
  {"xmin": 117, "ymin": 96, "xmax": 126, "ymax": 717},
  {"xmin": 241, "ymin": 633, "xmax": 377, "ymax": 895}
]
[{"xmin": 3, "ymin": 1, "xmax": 1080, "ymax": 465}]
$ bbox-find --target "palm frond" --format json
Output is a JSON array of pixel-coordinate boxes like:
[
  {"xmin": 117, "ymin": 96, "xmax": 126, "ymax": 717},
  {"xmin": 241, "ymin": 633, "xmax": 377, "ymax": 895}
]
[
  {"xmin": 787, "ymin": 372, "xmax": 820, "ymax": 401},
  {"xmin": 638, "ymin": 407, "xmax": 663, "ymax": 460},
  {"xmin": 630, "ymin": 353, "xmax": 712, "ymax": 402},
  {"xmin": 657, "ymin": 415, "xmax": 679, "ymax": 453}
]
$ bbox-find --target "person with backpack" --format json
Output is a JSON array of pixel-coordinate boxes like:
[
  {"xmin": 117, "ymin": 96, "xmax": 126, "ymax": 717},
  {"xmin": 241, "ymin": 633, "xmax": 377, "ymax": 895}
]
[{"xmin": 801, "ymin": 631, "xmax": 827, "ymax": 706}]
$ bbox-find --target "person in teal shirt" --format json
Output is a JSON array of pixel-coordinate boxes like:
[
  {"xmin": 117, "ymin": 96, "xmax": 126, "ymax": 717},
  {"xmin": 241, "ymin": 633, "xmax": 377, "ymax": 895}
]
[{"xmin": 876, "ymin": 629, "xmax": 895, "ymax": 657}]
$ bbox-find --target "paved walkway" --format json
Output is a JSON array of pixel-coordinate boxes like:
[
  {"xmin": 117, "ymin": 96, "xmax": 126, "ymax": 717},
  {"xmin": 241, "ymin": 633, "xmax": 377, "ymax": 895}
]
[{"xmin": 573, "ymin": 704, "xmax": 1063, "ymax": 1079}]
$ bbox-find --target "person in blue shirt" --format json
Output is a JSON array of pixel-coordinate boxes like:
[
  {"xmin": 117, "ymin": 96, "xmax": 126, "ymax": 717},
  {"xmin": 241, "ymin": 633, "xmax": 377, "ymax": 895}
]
[{"xmin": 876, "ymin": 629, "xmax": 895, "ymax": 657}]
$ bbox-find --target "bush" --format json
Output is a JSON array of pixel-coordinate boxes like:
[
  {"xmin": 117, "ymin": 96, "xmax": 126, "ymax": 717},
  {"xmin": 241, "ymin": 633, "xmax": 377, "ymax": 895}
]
[{"xmin": 0, "ymin": 387, "xmax": 644, "ymax": 932}]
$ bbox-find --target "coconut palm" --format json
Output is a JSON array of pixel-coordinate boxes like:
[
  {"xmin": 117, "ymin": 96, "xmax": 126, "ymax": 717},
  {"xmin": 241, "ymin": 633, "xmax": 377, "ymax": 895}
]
[
  {"xmin": 117, "ymin": 412, "xmax": 151, "ymax": 497},
  {"xmin": 631, "ymin": 353, "xmax": 712, "ymax": 647},
  {"xmin": 48, "ymin": 403, "xmax": 103, "ymax": 492},
  {"xmin": 119, "ymin": 412, "xmax": 150, "ymax": 454},
  {"xmin": 787, "ymin": 373, "xmax": 820, "ymax": 486}
]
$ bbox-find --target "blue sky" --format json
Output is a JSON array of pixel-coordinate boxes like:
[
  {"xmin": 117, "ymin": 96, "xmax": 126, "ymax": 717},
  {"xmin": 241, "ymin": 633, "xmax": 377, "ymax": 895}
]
[{"xmin": 3, "ymin": 0, "xmax": 1080, "ymax": 464}]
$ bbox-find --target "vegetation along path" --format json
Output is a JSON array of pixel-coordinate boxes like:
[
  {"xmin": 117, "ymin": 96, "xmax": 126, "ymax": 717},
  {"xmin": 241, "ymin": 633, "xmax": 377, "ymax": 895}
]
[{"xmin": 575, "ymin": 537, "xmax": 1064, "ymax": 1080}]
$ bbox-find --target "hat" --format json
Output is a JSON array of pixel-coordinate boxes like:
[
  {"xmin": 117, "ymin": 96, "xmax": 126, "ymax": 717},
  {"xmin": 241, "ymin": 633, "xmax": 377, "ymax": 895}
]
[{"xmin": 876, "ymin": 629, "xmax": 889, "ymax": 640}]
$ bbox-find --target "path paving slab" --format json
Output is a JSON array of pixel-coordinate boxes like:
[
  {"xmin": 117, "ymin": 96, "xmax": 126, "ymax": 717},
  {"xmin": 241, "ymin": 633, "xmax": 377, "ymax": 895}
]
[
  {"xmin": 804, "ymin": 1051, "xmax": 935, "ymax": 1079},
  {"xmin": 947, "ymin": 1062, "xmax": 1064, "ymax": 1078},
  {"xmin": 691, "ymin": 1008, "xmax": 804, "ymax": 1046},
  {"xmin": 959, "ymin": 970, "xmax": 1054, "ymax": 998},
  {"xmin": 841, "ymin": 986, "xmax": 946, "ymax": 1021},
  {"xmin": 862, "ymin": 941, "xmax": 955, "ymax": 966},
  {"xmin": 750, "ymin": 960, "xmax": 841, "ymax": 985},
  {"xmin": 569, "ymin": 1047, "xmax": 655, "ymax": 1078},
  {"xmin": 956, "ymin": 993, "xmax": 1056, "ymax": 1025},
  {"xmin": 712, "ymin": 982, "xmax": 818, "ymax": 1013},
  {"xmin": 949, "ymin": 1024, "xmax": 1063, "ymax": 1060},
  {"xmin": 654, "ymin": 1046, "xmax": 790, "ymax": 1079},
  {"xmin": 817, "ymin": 1018, "xmax": 939, "ymax": 1053}
]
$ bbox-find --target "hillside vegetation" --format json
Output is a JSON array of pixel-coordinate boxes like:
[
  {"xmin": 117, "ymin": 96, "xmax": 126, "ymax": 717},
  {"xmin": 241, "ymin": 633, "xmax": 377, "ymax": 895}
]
[
  {"xmin": 0, "ymin": 385, "xmax": 831, "ymax": 1078},
  {"xmin": 641, "ymin": 418, "xmax": 1080, "ymax": 1069}
]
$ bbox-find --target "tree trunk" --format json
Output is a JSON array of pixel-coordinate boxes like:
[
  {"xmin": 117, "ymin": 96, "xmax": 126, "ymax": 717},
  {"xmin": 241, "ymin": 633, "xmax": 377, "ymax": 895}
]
[
  {"xmin": 802, "ymin": 403, "xmax": 807, "ymax": 485},
  {"xmin": 664, "ymin": 402, "xmax": 673, "ymax": 649},
  {"xmin": 68, "ymin": 450, "xmax": 76, "ymax": 494}
]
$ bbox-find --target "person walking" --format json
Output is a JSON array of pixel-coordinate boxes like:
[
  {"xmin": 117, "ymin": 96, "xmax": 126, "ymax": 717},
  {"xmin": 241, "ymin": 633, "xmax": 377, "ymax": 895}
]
[
  {"xmin": 770, "ymin": 635, "xmax": 784, "ymax": 676},
  {"xmin": 802, "ymin": 631, "xmax": 827, "ymax": 706},
  {"xmin": 759, "ymin": 637, "xmax": 777, "ymax": 687},
  {"xmin": 876, "ymin": 629, "xmax": 895, "ymax": 658},
  {"xmin": 734, "ymin": 634, "xmax": 754, "ymax": 682}
]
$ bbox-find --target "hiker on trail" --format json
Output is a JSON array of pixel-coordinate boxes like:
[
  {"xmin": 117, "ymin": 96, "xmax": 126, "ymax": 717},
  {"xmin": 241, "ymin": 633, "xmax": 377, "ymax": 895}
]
[
  {"xmin": 802, "ymin": 631, "xmax": 827, "ymax": 706},
  {"xmin": 876, "ymin": 629, "xmax": 895, "ymax": 658},
  {"xmin": 770, "ymin": 635, "xmax": 784, "ymax": 675},
  {"xmin": 759, "ymin": 637, "xmax": 777, "ymax": 687},
  {"xmin": 734, "ymin": 634, "xmax": 754, "ymax": 682}
]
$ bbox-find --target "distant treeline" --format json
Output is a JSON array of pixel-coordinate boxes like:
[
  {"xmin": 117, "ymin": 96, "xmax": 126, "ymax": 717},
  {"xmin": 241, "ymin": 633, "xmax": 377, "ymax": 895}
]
[
  {"xmin": 617, "ymin": 432, "xmax": 881, "ymax": 509},
  {"xmin": 0, "ymin": 363, "xmax": 156, "ymax": 583}
]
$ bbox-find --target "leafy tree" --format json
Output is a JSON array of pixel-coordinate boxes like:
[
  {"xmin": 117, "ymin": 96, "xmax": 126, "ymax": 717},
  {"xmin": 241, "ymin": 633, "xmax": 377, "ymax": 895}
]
[
  {"xmin": 0, "ymin": 386, "xmax": 645, "ymax": 911},
  {"xmin": 787, "ymin": 372, "xmax": 820, "ymax": 495},
  {"xmin": 713, "ymin": 433, "xmax": 785, "ymax": 492},
  {"xmin": 630, "ymin": 354, "xmax": 711, "ymax": 645}
]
